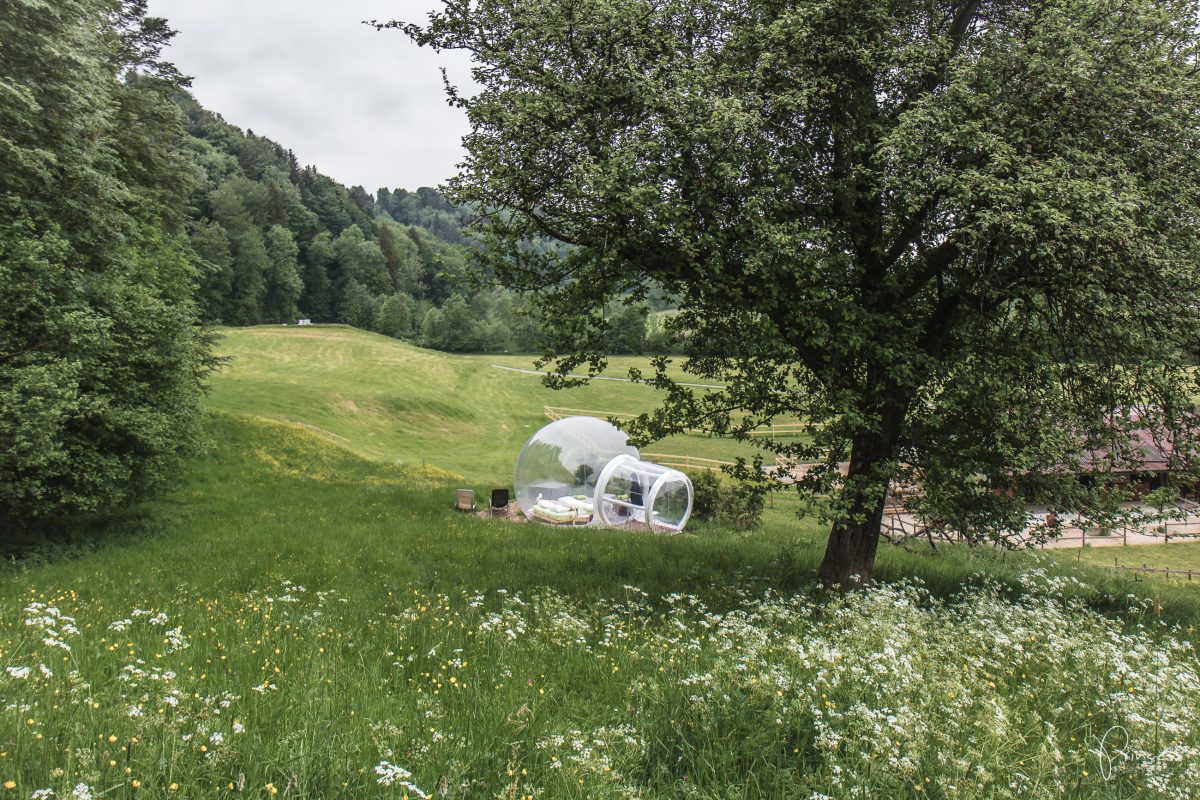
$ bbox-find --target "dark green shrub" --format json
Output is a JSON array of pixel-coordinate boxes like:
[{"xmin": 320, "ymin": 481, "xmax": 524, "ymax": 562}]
[
  {"xmin": 689, "ymin": 470, "xmax": 722, "ymax": 522},
  {"xmin": 686, "ymin": 470, "xmax": 765, "ymax": 530},
  {"xmin": 723, "ymin": 482, "xmax": 766, "ymax": 530}
]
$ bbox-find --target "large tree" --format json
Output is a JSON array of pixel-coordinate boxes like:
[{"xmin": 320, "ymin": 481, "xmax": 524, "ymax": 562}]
[
  {"xmin": 0, "ymin": 0, "xmax": 214, "ymax": 533},
  {"xmin": 400, "ymin": 0, "xmax": 1200, "ymax": 584},
  {"xmin": 262, "ymin": 225, "xmax": 304, "ymax": 323},
  {"xmin": 332, "ymin": 225, "xmax": 391, "ymax": 296}
]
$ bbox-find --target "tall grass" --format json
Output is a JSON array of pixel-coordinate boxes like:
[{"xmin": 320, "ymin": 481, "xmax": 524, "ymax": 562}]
[
  {"xmin": 1055, "ymin": 541, "xmax": 1200, "ymax": 576},
  {"xmin": 6, "ymin": 575, "xmax": 1200, "ymax": 799},
  {"xmin": 3, "ymin": 415, "xmax": 1200, "ymax": 799}
]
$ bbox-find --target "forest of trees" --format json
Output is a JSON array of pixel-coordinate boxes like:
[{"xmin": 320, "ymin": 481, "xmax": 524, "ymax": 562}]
[
  {"xmin": 1, "ymin": 0, "xmax": 216, "ymax": 530},
  {"xmin": 178, "ymin": 93, "xmax": 536, "ymax": 352},
  {"xmin": 176, "ymin": 96, "xmax": 682, "ymax": 355}
]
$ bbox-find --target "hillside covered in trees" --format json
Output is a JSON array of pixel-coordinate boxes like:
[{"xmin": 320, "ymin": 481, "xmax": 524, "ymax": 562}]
[
  {"xmin": 177, "ymin": 94, "xmax": 541, "ymax": 352},
  {"xmin": 2, "ymin": 0, "xmax": 680, "ymax": 534},
  {"xmin": 176, "ymin": 92, "xmax": 683, "ymax": 355}
]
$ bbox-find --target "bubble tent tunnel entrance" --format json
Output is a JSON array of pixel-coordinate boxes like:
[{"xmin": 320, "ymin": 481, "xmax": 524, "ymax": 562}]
[{"xmin": 513, "ymin": 417, "xmax": 694, "ymax": 533}]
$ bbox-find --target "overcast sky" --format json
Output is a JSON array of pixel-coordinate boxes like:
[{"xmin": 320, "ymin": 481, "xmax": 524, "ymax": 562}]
[{"xmin": 146, "ymin": 0, "xmax": 473, "ymax": 192}]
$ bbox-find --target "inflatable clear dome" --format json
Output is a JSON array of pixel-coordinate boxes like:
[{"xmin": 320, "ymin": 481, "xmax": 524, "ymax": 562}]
[{"xmin": 513, "ymin": 417, "xmax": 694, "ymax": 533}]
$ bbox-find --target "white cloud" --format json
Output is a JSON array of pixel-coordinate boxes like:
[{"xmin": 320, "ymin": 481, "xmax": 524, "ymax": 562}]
[{"xmin": 147, "ymin": 0, "xmax": 474, "ymax": 191}]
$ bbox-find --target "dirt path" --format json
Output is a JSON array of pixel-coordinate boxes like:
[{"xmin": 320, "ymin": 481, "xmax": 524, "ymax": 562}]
[{"xmin": 883, "ymin": 509, "xmax": 1200, "ymax": 550}]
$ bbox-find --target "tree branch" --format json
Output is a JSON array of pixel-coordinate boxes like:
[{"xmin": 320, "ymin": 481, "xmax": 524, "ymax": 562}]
[
  {"xmin": 895, "ymin": 1, "xmax": 982, "ymax": 115},
  {"xmin": 897, "ymin": 238, "xmax": 961, "ymax": 304},
  {"xmin": 883, "ymin": 190, "xmax": 945, "ymax": 268}
]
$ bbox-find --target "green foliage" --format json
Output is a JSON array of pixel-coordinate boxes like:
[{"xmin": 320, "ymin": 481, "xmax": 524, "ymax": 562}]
[
  {"xmin": 299, "ymin": 231, "xmax": 335, "ymax": 320},
  {"xmin": 333, "ymin": 224, "xmax": 390, "ymax": 294},
  {"xmin": 0, "ymin": 0, "xmax": 212, "ymax": 531},
  {"xmin": 604, "ymin": 302, "xmax": 649, "ymax": 355},
  {"xmin": 338, "ymin": 280, "xmax": 379, "ymax": 330},
  {"xmin": 372, "ymin": 292, "xmax": 415, "ymax": 339},
  {"xmin": 722, "ymin": 480, "xmax": 766, "ymax": 530},
  {"xmin": 377, "ymin": 219, "xmax": 423, "ymax": 295},
  {"xmin": 190, "ymin": 220, "xmax": 234, "ymax": 321},
  {"xmin": 171, "ymin": 91, "xmax": 550, "ymax": 350},
  {"xmin": 376, "ymin": 185, "xmax": 472, "ymax": 245},
  {"xmin": 263, "ymin": 167, "xmax": 318, "ymax": 239},
  {"xmin": 261, "ymin": 225, "xmax": 302, "ymax": 323},
  {"xmin": 688, "ymin": 469, "xmax": 764, "ymax": 529},
  {"xmin": 405, "ymin": 0, "xmax": 1200, "ymax": 582},
  {"xmin": 689, "ymin": 469, "xmax": 722, "ymax": 522},
  {"xmin": 419, "ymin": 294, "xmax": 482, "ymax": 352},
  {"xmin": 440, "ymin": 294, "xmax": 480, "ymax": 351},
  {"xmin": 208, "ymin": 178, "xmax": 269, "ymax": 324},
  {"xmin": 645, "ymin": 311, "xmax": 686, "ymax": 355}
]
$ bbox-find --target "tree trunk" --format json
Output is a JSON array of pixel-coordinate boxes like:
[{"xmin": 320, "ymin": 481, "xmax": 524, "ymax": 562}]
[{"xmin": 817, "ymin": 400, "xmax": 906, "ymax": 587}]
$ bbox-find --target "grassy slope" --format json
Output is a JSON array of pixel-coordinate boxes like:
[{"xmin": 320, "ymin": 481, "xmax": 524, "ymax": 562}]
[
  {"xmin": 213, "ymin": 325, "xmax": 1200, "ymax": 576},
  {"xmin": 10, "ymin": 410, "xmax": 1191, "ymax": 618},
  {"xmin": 3, "ymin": 326, "xmax": 1200, "ymax": 798},
  {"xmin": 1072, "ymin": 541, "xmax": 1200, "ymax": 571},
  {"xmin": 10, "ymin": 415, "xmax": 796, "ymax": 602},
  {"xmin": 3, "ymin": 413, "xmax": 1198, "ymax": 799},
  {"xmin": 207, "ymin": 325, "xmax": 763, "ymax": 481}
]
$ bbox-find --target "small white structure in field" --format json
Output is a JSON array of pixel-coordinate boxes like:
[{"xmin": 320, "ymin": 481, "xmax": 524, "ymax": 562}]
[
  {"xmin": 297, "ymin": 318, "xmax": 312, "ymax": 326},
  {"xmin": 513, "ymin": 417, "xmax": 694, "ymax": 533}
]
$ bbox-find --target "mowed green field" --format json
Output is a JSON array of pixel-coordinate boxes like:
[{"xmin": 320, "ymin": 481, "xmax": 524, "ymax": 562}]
[
  {"xmin": 3, "ymin": 326, "xmax": 1200, "ymax": 799},
  {"xmin": 211, "ymin": 325, "xmax": 1200, "ymax": 578},
  {"xmin": 1054, "ymin": 541, "xmax": 1200, "ymax": 588},
  {"xmin": 207, "ymin": 325, "xmax": 764, "ymax": 482}
]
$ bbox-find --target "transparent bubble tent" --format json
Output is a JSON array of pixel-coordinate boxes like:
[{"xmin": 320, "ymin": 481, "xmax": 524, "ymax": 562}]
[{"xmin": 513, "ymin": 417, "xmax": 694, "ymax": 533}]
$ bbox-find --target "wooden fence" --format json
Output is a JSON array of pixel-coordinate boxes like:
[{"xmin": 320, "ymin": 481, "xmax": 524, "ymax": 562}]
[
  {"xmin": 640, "ymin": 452, "xmax": 734, "ymax": 472},
  {"xmin": 544, "ymin": 406, "xmax": 638, "ymax": 423},
  {"xmin": 745, "ymin": 423, "xmax": 808, "ymax": 438},
  {"xmin": 543, "ymin": 406, "xmax": 807, "ymax": 437},
  {"xmin": 641, "ymin": 452, "xmax": 808, "ymax": 506},
  {"xmin": 1107, "ymin": 563, "xmax": 1198, "ymax": 582},
  {"xmin": 1026, "ymin": 519, "xmax": 1200, "ymax": 548}
]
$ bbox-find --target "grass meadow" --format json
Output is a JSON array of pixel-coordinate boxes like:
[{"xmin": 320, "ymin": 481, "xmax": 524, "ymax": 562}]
[
  {"xmin": 3, "ymin": 326, "xmax": 1200, "ymax": 799},
  {"xmin": 206, "ymin": 326, "xmax": 764, "ymax": 479},
  {"xmin": 1061, "ymin": 542, "xmax": 1200, "ymax": 574}
]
